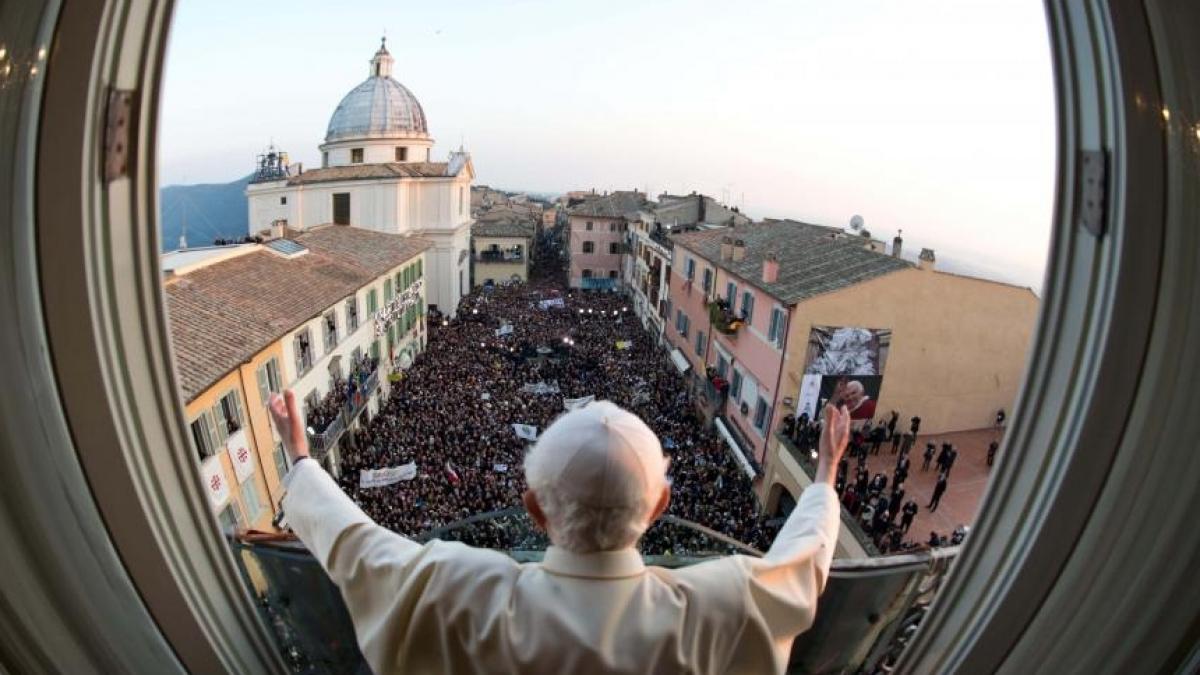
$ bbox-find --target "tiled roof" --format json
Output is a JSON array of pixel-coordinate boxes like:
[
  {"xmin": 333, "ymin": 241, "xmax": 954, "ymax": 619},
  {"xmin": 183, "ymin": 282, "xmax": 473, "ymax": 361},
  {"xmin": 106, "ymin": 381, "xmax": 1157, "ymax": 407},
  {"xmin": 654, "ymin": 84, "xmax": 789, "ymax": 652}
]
[
  {"xmin": 286, "ymin": 162, "xmax": 452, "ymax": 185},
  {"xmin": 166, "ymin": 227, "xmax": 430, "ymax": 402},
  {"xmin": 567, "ymin": 190, "xmax": 648, "ymax": 218},
  {"xmin": 472, "ymin": 221, "xmax": 535, "ymax": 238},
  {"xmin": 672, "ymin": 220, "xmax": 911, "ymax": 304}
]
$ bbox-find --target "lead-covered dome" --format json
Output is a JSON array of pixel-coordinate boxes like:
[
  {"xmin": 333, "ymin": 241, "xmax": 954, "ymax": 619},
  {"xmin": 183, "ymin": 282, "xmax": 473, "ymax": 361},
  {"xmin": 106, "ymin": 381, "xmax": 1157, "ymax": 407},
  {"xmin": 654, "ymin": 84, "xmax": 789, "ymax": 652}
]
[{"xmin": 324, "ymin": 40, "xmax": 429, "ymax": 143}]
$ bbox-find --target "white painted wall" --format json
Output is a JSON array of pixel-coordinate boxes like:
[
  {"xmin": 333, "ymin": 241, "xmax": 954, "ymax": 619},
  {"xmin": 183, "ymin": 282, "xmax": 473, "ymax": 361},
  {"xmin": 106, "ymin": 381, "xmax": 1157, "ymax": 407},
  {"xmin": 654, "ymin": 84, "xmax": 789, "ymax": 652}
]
[{"xmin": 319, "ymin": 137, "xmax": 434, "ymax": 167}]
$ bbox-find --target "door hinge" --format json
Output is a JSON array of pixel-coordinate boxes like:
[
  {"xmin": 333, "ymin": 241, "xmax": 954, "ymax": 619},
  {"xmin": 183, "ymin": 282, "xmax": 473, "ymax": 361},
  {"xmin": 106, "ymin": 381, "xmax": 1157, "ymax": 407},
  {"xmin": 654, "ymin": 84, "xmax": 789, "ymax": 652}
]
[
  {"xmin": 1077, "ymin": 150, "xmax": 1107, "ymax": 237},
  {"xmin": 104, "ymin": 88, "xmax": 135, "ymax": 182}
]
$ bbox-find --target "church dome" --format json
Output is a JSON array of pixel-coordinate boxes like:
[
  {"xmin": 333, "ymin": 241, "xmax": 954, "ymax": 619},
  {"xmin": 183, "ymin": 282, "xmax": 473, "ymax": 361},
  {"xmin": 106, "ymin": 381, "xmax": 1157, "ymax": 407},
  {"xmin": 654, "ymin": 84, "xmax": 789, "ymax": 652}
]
[{"xmin": 324, "ymin": 40, "xmax": 429, "ymax": 143}]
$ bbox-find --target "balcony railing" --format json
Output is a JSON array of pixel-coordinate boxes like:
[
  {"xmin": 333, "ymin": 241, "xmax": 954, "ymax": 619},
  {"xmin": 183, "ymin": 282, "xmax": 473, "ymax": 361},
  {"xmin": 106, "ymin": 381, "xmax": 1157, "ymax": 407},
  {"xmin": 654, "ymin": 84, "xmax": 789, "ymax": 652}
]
[
  {"xmin": 228, "ymin": 513, "xmax": 958, "ymax": 674},
  {"xmin": 708, "ymin": 299, "xmax": 745, "ymax": 336},
  {"xmin": 307, "ymin": 369, "xmax": 380, "ymax": 461},
  {"xmin": 475, "ymin": 250, "xmax": 524, "ymax": 263}
]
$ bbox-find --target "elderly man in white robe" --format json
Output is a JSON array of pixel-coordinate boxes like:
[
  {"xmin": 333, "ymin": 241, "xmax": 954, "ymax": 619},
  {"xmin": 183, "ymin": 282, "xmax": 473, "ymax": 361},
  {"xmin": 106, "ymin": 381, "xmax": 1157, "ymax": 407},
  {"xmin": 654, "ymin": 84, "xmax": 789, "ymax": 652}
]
[{"xmin": 270, "ymin": 391, "xmax": 849, "ymax": 674}]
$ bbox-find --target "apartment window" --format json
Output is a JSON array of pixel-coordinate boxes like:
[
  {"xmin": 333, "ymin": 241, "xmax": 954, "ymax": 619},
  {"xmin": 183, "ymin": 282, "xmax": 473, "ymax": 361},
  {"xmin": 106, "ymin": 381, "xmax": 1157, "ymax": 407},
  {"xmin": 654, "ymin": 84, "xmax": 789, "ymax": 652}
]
[
  {"xmin": 741, "ymin": 291, "xmax": 755, "ymax": 324},
  {"xmin": 726, "ymin": 281, "xmax": 737, "ymax": 304},
  {"xmin": 213, "ymin": 390, "xmax": 244, "ymax": 440},
  {"xmin": 676, "ymin": 310, "xmax": 689, "ymax": 337},
  {"xmin": 279, "ymin": 196, "xmax": 287, "ymax": 205},
  {"xmin": 323, "ymin": 310, "xmax": 339, "ymax": 351},
  {"xmin": 685, "ymin": 257, "xmax": 696, "ymax": 281},
  {"xmin": 582, "ymin": 241, "xmax": 595, "ymax": 254},
  {"xmin": 586, "ymin": 221, "xmax": 593, "ymax": 231},
  {"xmin": 702, "ymin": 267, "xmax": 714, "ymax": 293},
  {"xmin": 294, "ymin": 328, "xmax": 313, "ymax": 374},
  {"xmin": 416, "ymin": 259, "xmax": 423, "ymax": 279},
  {"xmin": 322, "ymin": 151, "xmax": 328, "ymax": 167},
  {"xmin": 367, "ymin": 289, "xmax": 378, "ymax": 316},
  {"xmin": 608, "ymin": 270, "xmax": 618, "ymax": 279},
  {"xmin": 273, "ymin": 442, "xmax": 289, "ymax": 482},
  {"xmin": 582, "ymin": 269, "xmax": 593, "ymax": 279},
  {"xmin": 384, "ymin": 279, "xmax": 394, "ymax": 303},
  {"xmin": 350, "ymin": 148, "xmax": 364, "ymax": 163},
  {"xmin": 395, "ymin": 146, "xmax": 407, "ymax": 161},
  {"xmin": 609, "ymin": 242, "xmax": 621, "ymax": 255},
  {"xmin": 731, "ymin": 368, "xmax": 744, "ymax": 399},
  {"xmin": 694, "ymin": 330, "xmax": 705, "ymax": 355},
  {"xmin": 754, "ymin": 396, "xmax": 770, "ymax": 432},
  {"xmin": 716, "ymin": 354, "xmax": 729, "ymax": 380},
  {"xmin": 255, "ymin": 357, "xmax": 282, "ymax": 406},
  {"xmin": 333, "ymin": 192, "xmax": 350, "ymax": 225},
  {"xmin": 370, "ymin": 339, "xmax": 381, "ymax": 361},
  {"xmin": 609, "ymin": 222, "xmax": 616, "ymax": 232},
  {"xmin": 768, "ymin": 307, "xmax": 787, "ymax": 346},
  {"xmin": 189, "ymin": 412, "xmax": 219, "ymax": 460},
  {"xmin": 217, "ymin": 502, "xmax": 243, "ymax": 532},
  {"xmin": 241, "ymin": 478, "xmax": 262, "ymax": 523}
]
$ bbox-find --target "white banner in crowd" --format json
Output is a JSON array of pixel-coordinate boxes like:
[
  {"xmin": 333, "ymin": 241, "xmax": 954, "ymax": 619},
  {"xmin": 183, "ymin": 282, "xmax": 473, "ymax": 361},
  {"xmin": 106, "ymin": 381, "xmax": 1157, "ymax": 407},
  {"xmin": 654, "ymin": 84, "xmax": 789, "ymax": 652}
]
[
  {"xmin": 512, "ymin": 424, "xmax": 539, "ymax": 441},
  {"xmin": 201, "ymin": 455, "xmax": 230, "ymax": 509},
  {"xmin": 537, "ymin": 298, "xmax": 565, "ymax": 310},
  {"xmin": 494, "ymin": 463, "xmax": 509, "ymax": 473},
  {"xmin": 563, "ymin": 395, "xmax": 595, "ymax": 411},
  {"xmin": 225, "ymin": 429, "xmax": 255, "ymax": 483},
  {"xmin": 359, "ymin": 462, "xmax": 418, "ymax": 488},
  {"xmin": 521, "ymin": 381, "xmax": 560, "ymax": 395},
  {"xmin": 495, "ymin": 324, "xmax": 514, "ymax": 337}
]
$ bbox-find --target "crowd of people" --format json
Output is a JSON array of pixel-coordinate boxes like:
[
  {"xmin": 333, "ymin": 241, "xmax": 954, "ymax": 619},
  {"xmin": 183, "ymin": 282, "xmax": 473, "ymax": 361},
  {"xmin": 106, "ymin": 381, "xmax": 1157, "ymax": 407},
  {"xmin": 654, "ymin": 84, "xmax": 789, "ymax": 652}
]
[
  {"xmin": 330, "ymin": 227, "xmax": 779, "ymax": 556},
  {"xmin": 783, "ymin": 408, "xmax": 973, "ymax": 553},
  {"xmin": 305, "ymin": 354, "xmax": 380, "ymax": 435}
]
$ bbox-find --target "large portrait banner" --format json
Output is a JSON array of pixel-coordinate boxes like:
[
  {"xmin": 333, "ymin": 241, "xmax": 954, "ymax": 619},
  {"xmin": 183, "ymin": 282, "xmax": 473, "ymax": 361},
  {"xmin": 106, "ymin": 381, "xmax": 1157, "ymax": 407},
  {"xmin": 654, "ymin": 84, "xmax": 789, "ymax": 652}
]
[{"xmin": 797, "ymin": 325, "xmax": 892, "ymax": 424}]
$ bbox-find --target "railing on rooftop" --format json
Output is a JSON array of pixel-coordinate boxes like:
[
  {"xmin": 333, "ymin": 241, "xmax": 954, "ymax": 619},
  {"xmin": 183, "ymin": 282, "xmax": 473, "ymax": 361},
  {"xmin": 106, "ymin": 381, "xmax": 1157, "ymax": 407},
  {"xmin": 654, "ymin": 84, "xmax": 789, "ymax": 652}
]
[
  {"xmin": 228, "ymin": 513, "xmax": 957, "ymax": 674},
  {"xmin": 475, "ymin": 250, "xmax": 524, "ymax": 263}
]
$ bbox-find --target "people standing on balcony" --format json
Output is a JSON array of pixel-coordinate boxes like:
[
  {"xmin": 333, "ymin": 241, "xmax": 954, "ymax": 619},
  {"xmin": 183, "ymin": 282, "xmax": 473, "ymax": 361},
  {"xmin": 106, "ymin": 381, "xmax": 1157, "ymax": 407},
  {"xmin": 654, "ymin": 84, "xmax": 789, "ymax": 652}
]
[{"xmin": 273, "ymin": 384, "xmax": 851, "ymax": 674}]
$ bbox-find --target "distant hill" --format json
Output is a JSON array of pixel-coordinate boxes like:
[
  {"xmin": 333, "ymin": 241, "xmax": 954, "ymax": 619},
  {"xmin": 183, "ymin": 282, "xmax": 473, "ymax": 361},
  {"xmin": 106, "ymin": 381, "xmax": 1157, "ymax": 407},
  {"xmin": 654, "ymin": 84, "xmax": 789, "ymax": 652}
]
[{"xmin": 159, "ymin": 175, "xmax": 251, "ymax": 251}]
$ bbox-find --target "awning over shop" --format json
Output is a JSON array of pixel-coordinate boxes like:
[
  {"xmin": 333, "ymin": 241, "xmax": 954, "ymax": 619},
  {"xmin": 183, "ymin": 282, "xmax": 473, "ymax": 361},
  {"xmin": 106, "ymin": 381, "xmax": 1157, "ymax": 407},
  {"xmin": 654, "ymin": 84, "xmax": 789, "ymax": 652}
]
[
  {"xmin": 669, "ymin": 348, "xmax": 691, "ymax": 374},
  {"xmin": 714, "ymin": 417, "xmax": 757, "ymax": 480}
]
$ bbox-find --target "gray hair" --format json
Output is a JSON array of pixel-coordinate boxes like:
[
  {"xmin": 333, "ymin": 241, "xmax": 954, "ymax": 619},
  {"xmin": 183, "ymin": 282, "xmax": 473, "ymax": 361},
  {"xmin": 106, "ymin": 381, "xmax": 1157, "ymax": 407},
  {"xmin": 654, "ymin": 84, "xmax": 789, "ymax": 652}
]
[{"xmin": 525, "ymin": 466, "xmax": 658, "ymax": 554}]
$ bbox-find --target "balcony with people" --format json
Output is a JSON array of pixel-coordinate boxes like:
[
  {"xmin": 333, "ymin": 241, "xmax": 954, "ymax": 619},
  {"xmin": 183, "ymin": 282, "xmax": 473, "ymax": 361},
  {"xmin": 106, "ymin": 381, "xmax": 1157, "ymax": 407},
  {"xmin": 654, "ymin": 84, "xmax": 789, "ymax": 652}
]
[
  {"xmin": 475, "ymin": 244, "xmax": 525, "ymax": 263},
  {"xmin": 304, "ymin": 354, "xmax": 381, "ymax": 458},
  {"xmin": 707, "ymin": 296, "xmax": 747, "ymax": 336}
]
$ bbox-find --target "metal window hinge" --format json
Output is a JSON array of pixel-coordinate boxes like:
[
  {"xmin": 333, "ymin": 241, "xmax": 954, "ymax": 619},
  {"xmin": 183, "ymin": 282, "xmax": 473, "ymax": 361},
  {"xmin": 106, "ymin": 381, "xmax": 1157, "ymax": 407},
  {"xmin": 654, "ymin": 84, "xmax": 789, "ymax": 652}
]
[
  {"xmin": 104, "ymin": 88, "xmax": 135, "ymax": 182},
  {"xmin": 1077, "ymin": 150, "xmax": 1107, "ymax": 237}
]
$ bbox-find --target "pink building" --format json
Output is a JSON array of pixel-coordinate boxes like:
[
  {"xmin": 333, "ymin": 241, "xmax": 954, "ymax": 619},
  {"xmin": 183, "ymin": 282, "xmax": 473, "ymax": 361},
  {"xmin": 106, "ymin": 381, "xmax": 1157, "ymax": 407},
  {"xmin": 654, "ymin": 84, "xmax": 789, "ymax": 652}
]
[
  {"xmin": 664, "ymin": 221, "xmax": 908, "ymax": 464},
  {"xmin": 565, "ymin": 191, "xmax": 647, "ymax": 289}
]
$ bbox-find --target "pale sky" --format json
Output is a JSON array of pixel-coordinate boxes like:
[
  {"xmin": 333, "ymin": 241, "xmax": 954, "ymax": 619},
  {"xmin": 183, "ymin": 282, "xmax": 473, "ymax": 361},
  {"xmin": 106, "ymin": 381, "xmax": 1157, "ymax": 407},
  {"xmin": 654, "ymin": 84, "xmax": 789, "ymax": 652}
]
[{"xmin": 160, "ymin": 0, "xmax": 1056, "ymax": 288}]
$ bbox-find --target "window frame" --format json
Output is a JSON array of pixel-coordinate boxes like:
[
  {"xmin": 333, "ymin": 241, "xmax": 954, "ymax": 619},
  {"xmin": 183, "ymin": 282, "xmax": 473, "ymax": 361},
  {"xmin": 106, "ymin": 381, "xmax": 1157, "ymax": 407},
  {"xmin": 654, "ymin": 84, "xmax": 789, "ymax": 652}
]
[
  {"xmin": 350, "ymin": 147, "xmax": 363, "ymax": 163},
  {"xmin": 14, "ymin": 3, "xmax": 1192, "ymax": 674}
]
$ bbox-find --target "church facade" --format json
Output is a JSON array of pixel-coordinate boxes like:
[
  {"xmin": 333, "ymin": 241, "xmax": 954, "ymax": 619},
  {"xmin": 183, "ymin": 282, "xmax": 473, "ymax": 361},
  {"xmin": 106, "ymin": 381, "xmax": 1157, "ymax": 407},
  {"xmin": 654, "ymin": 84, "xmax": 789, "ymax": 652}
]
[{"xmin": 246, "ymin": 39, "xmax": 473, "ymax": 316}]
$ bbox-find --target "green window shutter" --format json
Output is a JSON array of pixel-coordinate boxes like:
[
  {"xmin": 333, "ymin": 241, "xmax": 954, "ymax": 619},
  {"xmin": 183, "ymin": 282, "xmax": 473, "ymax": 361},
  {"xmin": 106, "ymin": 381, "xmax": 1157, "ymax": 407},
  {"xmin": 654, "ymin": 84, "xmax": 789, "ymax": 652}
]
[{"xmin": 256, "ymin": 365, "xmax": 270, "ymax": 405}]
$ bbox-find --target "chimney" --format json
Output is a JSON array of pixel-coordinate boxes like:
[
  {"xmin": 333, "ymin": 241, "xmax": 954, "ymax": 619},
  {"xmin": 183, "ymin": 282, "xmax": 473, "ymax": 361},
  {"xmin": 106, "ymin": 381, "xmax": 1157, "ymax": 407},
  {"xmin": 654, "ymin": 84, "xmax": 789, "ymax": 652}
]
[
  {"xmin": 697, "ymin": 193, "xmax": 706, "ymax": 224},
  {"xmin": 270, "ymin": 219, "xmax": 286, "ymax": 240},
  {"xmin": 762, "ymin": 252, "xmax": 779, "ymax": 283},
  {"xmin": 892, "ymin": 230, "xmax": 904, "ymax": 258},
  {"xmin": 720, "ymin": 236, "xmax": 733, "ymax": 260},
  {"xmin": 732, "ymin": 239, "xmax": 746, "ymax": 262},
  {"xmin": 918, "ymin": 248, "xmax": 936, "ymax": 270}
]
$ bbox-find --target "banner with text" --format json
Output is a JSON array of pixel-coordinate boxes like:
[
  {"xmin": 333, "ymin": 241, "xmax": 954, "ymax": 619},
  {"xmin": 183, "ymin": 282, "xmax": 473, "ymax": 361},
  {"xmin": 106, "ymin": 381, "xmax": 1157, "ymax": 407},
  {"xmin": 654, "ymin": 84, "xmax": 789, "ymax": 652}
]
[
  {"xmin": 512, "ymin": 424, "xmax": 539, "ymax": 441},
  {"xmin": 359, "ymin": 462, "xmax": 418, "ymax": 488},
  {"xmin": 563, "ymin": 395, "xmax": 595, "ymax": 411}
]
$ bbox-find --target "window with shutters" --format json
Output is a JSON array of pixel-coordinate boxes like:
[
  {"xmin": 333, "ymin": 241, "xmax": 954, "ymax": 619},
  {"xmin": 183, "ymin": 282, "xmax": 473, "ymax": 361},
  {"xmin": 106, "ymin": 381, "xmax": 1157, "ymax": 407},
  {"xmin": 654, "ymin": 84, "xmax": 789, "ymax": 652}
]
[
  {"xmin": 217, "ymin": 502, "xmax": 243, "ymax": 533},
  {"xmin": 685, "ymin": 257, "xmax": 695, "ymax": 281},
  {"xmin": 742, "ymin": 291, "xmax": 755, "ymax": 324},
  {"xmin": 371, "ymin": 339, "xmax": 381, "ymax": 361},
  {"xmin": 609, "ymin": 242, "xmax": 621, "ymax": 255},
  {"xmin": 702, "ymin": 268, "xmax": 713, "ymax": 293},
  {"xmin": 585, "ymin": 221, "xmax": 593, "ymax": 231},
  {"xmin": 255, "ymin": 357, "xmax": 282, "ymax": 406},
  {"xmin": 332, "ymin": 192, "xmax": 351, "ymax": 225},
  {"xmin": 189, "ymin": 413, "xmax": 219, "ymax": 461},
  {"xmin": 294, "ymin": 328, "xmax": 313, "ymax": 375},
  {"xmin": 241, "ymin": 478, "xmax": 262, "ymax": 523},
  {"xmin": 726, "ymin": 281, "xmax": 737, "ymax": 304},
  {"xmin": 694, "ymin": 330, "xmax": 705, "ymax": 355},
  {"xmin": 731, "ymin": 368, "xmax": 744, "ymax": 399},
  {"xmin": 717, "ymin": 354, "xmax": 729, "ymax": 380},
  {"xmin": 213, "ymin": 390, "xmax": 244, "ymax": 439},
  {"xmin": 384, "ymin": 279, "xmax": 394, "ymax": 302},
  {"xmin": 323, "ymin": 310, "xmax": 339, "ymax": 351},
  {"xmin": 582, "ymin": 241, "xmax": 594, "ymax": 254},
  {"xmin": 754, "ymin": 396, "xmax": 769, "ymax": 432},
  {"xmin": 768, "ymin": 307, "xmax": 786, "ymax": 346},
  {"xmin": 346, "ymin": 297, "xmax": 359, "ymax": 331},
  {"xmin": 273, "ymin": 442, "xmax": 289, "ymax": 483},
  {"xmin": 367, "ymin": 288, "xmax": 378, "ymax": 315}
]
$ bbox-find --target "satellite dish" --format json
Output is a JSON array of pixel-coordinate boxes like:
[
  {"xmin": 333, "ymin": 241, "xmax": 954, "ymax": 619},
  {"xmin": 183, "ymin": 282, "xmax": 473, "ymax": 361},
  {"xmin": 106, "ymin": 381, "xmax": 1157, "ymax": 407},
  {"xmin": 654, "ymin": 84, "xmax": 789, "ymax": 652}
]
[{"xmin": 849, "ymin": 215, "xmax": 865, "ymax": 232}]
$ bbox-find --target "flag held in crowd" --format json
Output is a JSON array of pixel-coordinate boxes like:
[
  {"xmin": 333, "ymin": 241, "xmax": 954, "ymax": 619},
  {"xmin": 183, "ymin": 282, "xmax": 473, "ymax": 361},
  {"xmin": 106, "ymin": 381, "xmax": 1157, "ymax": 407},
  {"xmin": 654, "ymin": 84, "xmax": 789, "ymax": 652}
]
[
  {"xmin": 445, "ymin": 460, "xmax": 461, "ymax": 486},
  {"xmin": 512, "ymin": 424, "xmax": 539, "ymax": 441}
]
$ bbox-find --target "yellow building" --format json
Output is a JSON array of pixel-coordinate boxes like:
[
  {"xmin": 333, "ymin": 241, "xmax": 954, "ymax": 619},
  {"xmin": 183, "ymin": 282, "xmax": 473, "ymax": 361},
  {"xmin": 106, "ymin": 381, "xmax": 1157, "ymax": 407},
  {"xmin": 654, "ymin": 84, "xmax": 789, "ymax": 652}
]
[
  {"xmin": 471, "ymin": 220, "xmax": 534, "ymax": 286},
  {"xmin": 164, "ymin": 226, "xmax": 432, "ymax": 531}
]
